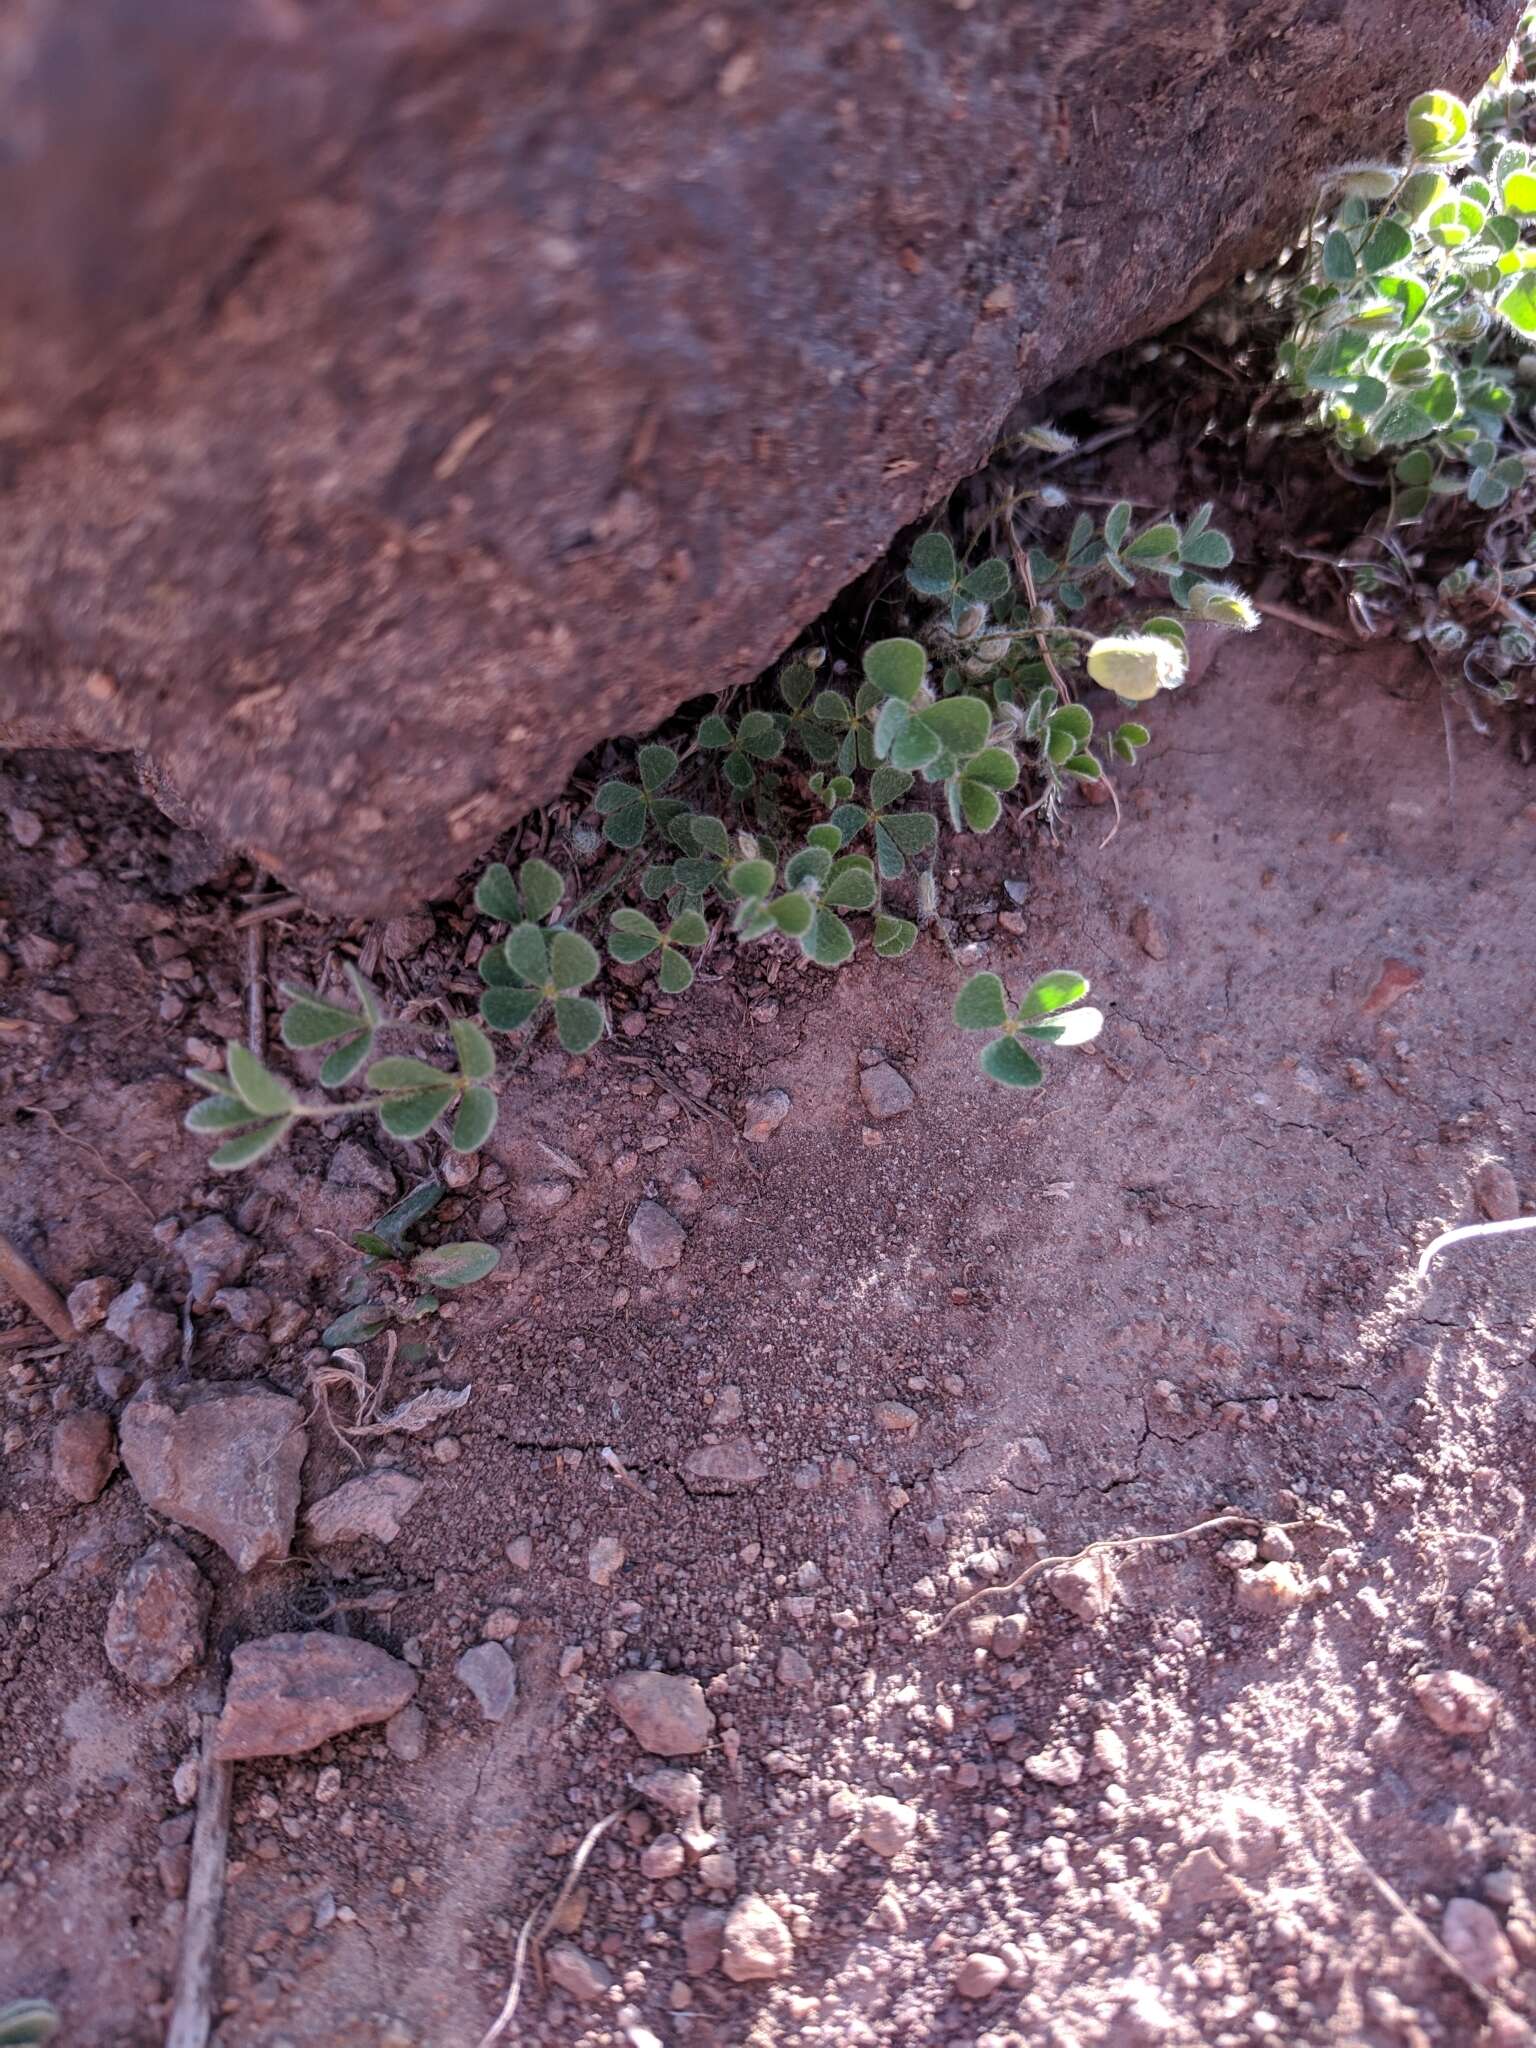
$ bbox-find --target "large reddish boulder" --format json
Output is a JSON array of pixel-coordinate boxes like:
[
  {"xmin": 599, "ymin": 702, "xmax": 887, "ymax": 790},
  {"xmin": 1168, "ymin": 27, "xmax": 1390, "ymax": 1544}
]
[{"xmin": 0, "ymin": 1, "xmax": 1514, "ymax": 910}]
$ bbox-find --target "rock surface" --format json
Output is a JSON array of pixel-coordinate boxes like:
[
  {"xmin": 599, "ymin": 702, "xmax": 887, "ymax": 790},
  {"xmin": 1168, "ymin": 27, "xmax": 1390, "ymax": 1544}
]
[
  {"xmin": 119, "ymin": 1380, "xmax": 306, "ymax": 1572},
  {"xmin": 720, "ymin": 1893, "xmax": 794, "ymax": 1983},
  {"xmin": 214, "ymin": 1631, "xmax": 417, "ymax": 1759},
  {"xmin": 104, "ymin": 1541, "xmax": 211, "ymax": 1689},
  {"xmin": 0, "ymin": 1, "xmax": 1507, "ymax": 912},
  {"xmin": 608, "ymin": 1670, "xmax": 715, "ymax": 1756},
  {"xmin": 304, "ymin": 1470, "xmax": 422, "ymax": 1547},
  {"xmin": 455, "ymin": 1641, "xmax": 518, "ymax": 1723},
  {"xmin": 50, "ymin": 1410, "xmax": 117, "ymax": 1503},
  {"xmin": 627, "ymin": 1201, "xmax": 685, "ymax": 1272}
]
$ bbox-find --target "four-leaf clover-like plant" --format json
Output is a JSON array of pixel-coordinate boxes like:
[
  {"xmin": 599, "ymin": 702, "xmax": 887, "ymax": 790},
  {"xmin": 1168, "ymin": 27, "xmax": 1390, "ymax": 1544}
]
[{"xmin": 953, "ymin": 970, "xmax": 1104, "ymax": 1087}]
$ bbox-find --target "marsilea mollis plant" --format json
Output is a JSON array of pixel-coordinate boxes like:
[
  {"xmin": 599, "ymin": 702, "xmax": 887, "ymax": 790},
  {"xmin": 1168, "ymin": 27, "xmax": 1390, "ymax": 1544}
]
[
  {"xmin": 186, "ymin": 492, "xmax": 1255, "ymax": 1164},
  {"xmin": 1277, "ymin": 15, "xmax": 1536, "ymax": 695}
]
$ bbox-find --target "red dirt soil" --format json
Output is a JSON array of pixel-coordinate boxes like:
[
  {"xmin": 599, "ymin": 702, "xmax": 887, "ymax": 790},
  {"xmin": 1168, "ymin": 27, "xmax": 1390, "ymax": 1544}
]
[{"xmin": 1, "ymin": 621, "xmax": 1534, "ymax": 2047}]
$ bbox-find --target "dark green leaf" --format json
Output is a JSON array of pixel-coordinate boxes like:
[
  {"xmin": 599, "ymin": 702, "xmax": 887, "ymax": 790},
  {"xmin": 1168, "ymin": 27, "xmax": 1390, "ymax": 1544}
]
[
  {"xmin": 480, "ymin": 987, "xmax": 544, "ymax": 1033},
  {"xmin": 322, "ymin": 1304, "xmax": 393, "ymax": 1349},
  {"xmin": 475, "ymin": 861, "xmax": 523, "ymax": 923},
  {"xmin": 1124, "ymin": 522, "xmax": 1181, "ymax": 564},
  {"xmin": 1064, "ymin": 752, "xmax": 1101, "ymax": 780},
  {"xmin": 1322, "ymin": 230, "xmax": 1357, "ymax": 283},
  {"xmin": 823, "ymin": 859, "xmax": 877, "ymax": 910},
  {"xmin": 185, "ymin": 1094, "xmax": 255, "ymax": 1134},
  {"xmin": 367, "ymin": 1054, "xmax": 454, "ymax": 1092},
  {"xmin": 550, "ymin": 929, "xmax": 600, "ymax": 991},
  {"xmin": 1048, "ymin": 703, "xmax": 1093, "ymax": 744},
  {"xmin": 1179, "ymin": 528, "xmax": 1235, "ymax": 570},
  {"xmin": 667, "ymin": 908, "xmax": 709, "ymax": 947},
  {"xmin": 603, "ymin": 801, "xmax": 650, "ymax": 849},
  {"xmin": 280, "ymin": 989, "xmax": 365, "ymax": 1049},
  {"xmin": 410, "ymin": 1241, "xmax": 500, "ymax": 1289},
  {"xmin": 802, "ymin": 908, "xmax": 855, "ymax": 969},
  {"xmin": 658, "ymin": 948, "xmax": 695, "ymax": 994},
  {"xmin": 370, "ymin": 1177, "xmax": 445, "ymax": 1249},
  {"xmin": 518, "ymin": 858, "xmax": 564, "ymax": 924},
  {"xmin": 979, "ymin": 1036, "xmax": 1045, "ymax": 1089},
  {"xmin": 907, "ymin": 531, "xmax": 958, "ymax": 596},
  {"xmin": 319, "ymin": 1030, "xmax": 374, "ymax": 1088},
  {"xmin": 210, "ymin": 1116, "xmax": 293, "ymax": 1171},
  {"xmin": 504, "ymin": 921, "xmax": 551, "ymax": 985},
  {"xmin": 226, "ymin": 1042, "xmax": 295, "ymax": 1117},
  {"xmin": 921, "ymin": 695, "xmax": 992, "ymax": 755},
  {"xmin": 873, "ymin": 914, "xmax": 918, "ymax": 958},
  {"xmin": 736, "ymin": 710, "xmax": 784, "ymax": 759},
  {"xmin": 1104, "ymin": 501, "xmax": 1132, "ymax": 551},
  {"xmin": 697, "ymin": 714, "xmax": 733, "ymax": 749},
  {"xmin": 378, "ymin": 1086, "xmax": 456, "ymax": 1140},
  {"xmin": 863, "ymin": 637, "xmax": 927, "ymax": 702},
  {"xmin": 1360, "ymin": 217, "xmax": 1413, "ymax": 272},
  {"xmin": 638, "ymin": 743, "xmax": 679, "ymax": 794},
  {"xmin": 608, "ymin": 907, "xmax": 663, "ymax": 962},
  {"xmin": 553, "ymin": 994, "xmax": 605, "ymax": 1053},
  {"xmin": 954, "ymin": 972, "xmax": 1008, "ymax": 1030},
  {"xmin": 958, "ymin": 557, "xmax": 1010, "ymax": 604},
  {"xmin": 956, "ymin": 778, "xmax": 1003, "ymax": 831}
]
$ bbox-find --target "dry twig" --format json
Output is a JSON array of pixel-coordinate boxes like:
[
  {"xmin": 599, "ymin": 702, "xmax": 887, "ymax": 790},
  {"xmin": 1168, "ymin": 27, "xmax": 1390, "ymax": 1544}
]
[
  {"xmin": 938, "ymin": 1509, "xmax": 1344, "ymax": 1633},
  {"xmin": 0, "ymin": 1232, "xmax": 74, "ymax": 1345},
  {"xmin": 165, "ymin": 1713, "xmax": 235, "ymax": 2048},
  {"xmin": 18, "ymin": 1105, "xmax": 157, "ymax": 1221},
  {"xmin": 474, "ymin": 1807, "xmax": 627, "ymax": 2047}
]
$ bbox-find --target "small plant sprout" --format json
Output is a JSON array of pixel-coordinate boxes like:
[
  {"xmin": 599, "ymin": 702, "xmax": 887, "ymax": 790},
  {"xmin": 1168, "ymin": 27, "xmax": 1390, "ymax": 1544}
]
[
  {"xmin": 322, "ymin": 1177, "xmax": 499, "ymax": 1349},
  {"xmin": 953, "ymin": 969, "xmax": 1104, "ymax": 1087},
  {"xmin": 594, "ymin": 745, "xmax": 688, "ymax": 848},
  {"xmin": 607, "ymin": 905, "xmax": 710, "ymax": 992}
]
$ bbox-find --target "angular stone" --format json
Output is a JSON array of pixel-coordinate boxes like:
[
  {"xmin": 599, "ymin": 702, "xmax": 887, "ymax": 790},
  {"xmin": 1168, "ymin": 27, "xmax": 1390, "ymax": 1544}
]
[
  {"xmin": 858, "ymin": 1795, "xmax": 918, "ymax": 1859},
  {"xmin": 214, "ymin": 1631, "xmax": 417, "ymax": 1760},
  {"xmin": 544, "ymin": 1944, "xmax": 611, "ymax": 2002},
  {"xmin": 954, "ymin": 1952, "xmax": 1008, "ymax": 1999},
  {"xmin": 213, "ymin": 1286, "xmax": 272, "ymax": 1332},
  {"xmin": 119, "ymin": 1380, "xmax": 307, "ymax": 1572},
  {"xmin": 385, "ymin": 1702, "xmax": 428, "ymax": 1762},
  {"xmin": 740, "ymin": 1089, "xmax": 791, "ymax": 1142},
  {"xmin": 455, "ymin": 1641, "xmax": 518, "ymax": 1723},
  {"xmin": 105, "ymin": 1540, "xmax": 211, "ymax": 1689},
  {"xmin": 1413, "ymin": 1669, "xmax": 1498, "ymax": 1737},
  {"xmin": 1044, "ymin": 1553, "xmax": 1117, "ymax": 1622},
  {"xmin": 608, "ymin": 1670, "xmax": 715, "ymax": 1756},
  {"xmin": 50, "ymin": 1409, "xmax": 117, "ymax": 1503},
  {"xmin": 174, "ymin": 1215, "xmax": 253, "ymax": 1309},
  {"xmin": 720, "ymin": 1894, "xmax": 794, "ymax": 1983},
  {"xmin": 105, "ymin": 1282, "xmax": 179, "ymax": 1369},
  {"xmin": 681, "ymin": 1907, "xmax": 725, "ymax": 1977},
  {"xmin": 304, "ymin": 1470, "xmax": 422, "ymax": 1547},
  {"xmin": 1442, "ymin": 1898, "xmax": 1515, "ymax": 1986},
  {"xmin": 683, "ymin": 1437, "xmax": 766, "ymax": 1490},
  {"xmin": 66, "ymin": 1275, "xmax": 116, "ymax": 1333},
  {"xmin": 627, "ymin": 1200, "xmax": 684, "ymax": 1270},
  {"xmin": 858, "ymin": 1063, "xmax": 914, "ymax": 1120}
]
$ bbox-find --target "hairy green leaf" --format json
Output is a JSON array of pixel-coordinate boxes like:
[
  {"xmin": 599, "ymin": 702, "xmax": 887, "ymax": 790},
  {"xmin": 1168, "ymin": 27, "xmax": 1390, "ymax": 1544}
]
[
  {"xmin": 518, "ymin": 857, "xmax": 564, "ymax": 924},
  {"xmin": 410, "ymin": 1241, "xmax": 500, "ymax": 1289},
  {"xmin": 322, "ymin": 1303, "xmax": 393, "ymax": 1349},
  {"xmin": 659, "ymin": 948, "xmax": 695, "ymax": 994},
  {"xmin": 451, "ymin": 1017, "xmax": 496, "ymax": 1081},
  {"xmin": 378, "ymin": 1086, "xmax": 456, "ymax": 1140},
  {"xmin": 907, "ymin": 530, "xmax": 958, "ymax": 595},
  {"xmin": 979, "ymin": 1036, "xmax": 1045, "ymax": 1089},
  {"xmin": 211, "ymin": 1116, "xmax": 293, "ymax": 1171},
  {"xmin": 280, "ymin": 988, "xmax": 365, "ymax": 1049},
  {"xmin": 873, "ymin": 913, "xmax": 918, "ymax": 958},
  {"xmin": 863, "ymin": 637, "xmax": 927, "ymax": 702},
  {"xmin": 475, "ymin": 861, "xmax": 523, "ymax": 923},
  {"xmin": 1019, "ymin": 969, "xmax": 1090, "ymax": 1018},
  {"xmin": 185, "ymin": 1094, "xmax": 255, "ymax": 1134},
  {"xmin": 553, "ymin": 994, "xmax": 605, "ymax": 1054},
  {"xmin": 954, "ymin": 972, "xmax": 1008, "ymax": 1030},
  {"xmin": 227, "ymin": 1043, "xmax": 295, "ymax": 1118},
  {"xmin": 480, "ymin": 986, "xmax": 544, "ymax": 1033},
  {"xmin": 319, "ymin": 1030, "xmax": 374, "ymax": 1088}
]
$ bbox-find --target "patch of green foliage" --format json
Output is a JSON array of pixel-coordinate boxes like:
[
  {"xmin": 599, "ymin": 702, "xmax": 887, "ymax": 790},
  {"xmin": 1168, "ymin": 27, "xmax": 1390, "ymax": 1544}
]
[
  {"xmin": 319, "ymin": 1178, "xmax": 498, "ymax": 1349},
  {"xmin": 1277, "ymin": 11, "xmax": 1536, "ymax": 694},
  {"xmin": 186, "ymin": 466, "xmax": 1253, "ymax": 1172}
]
